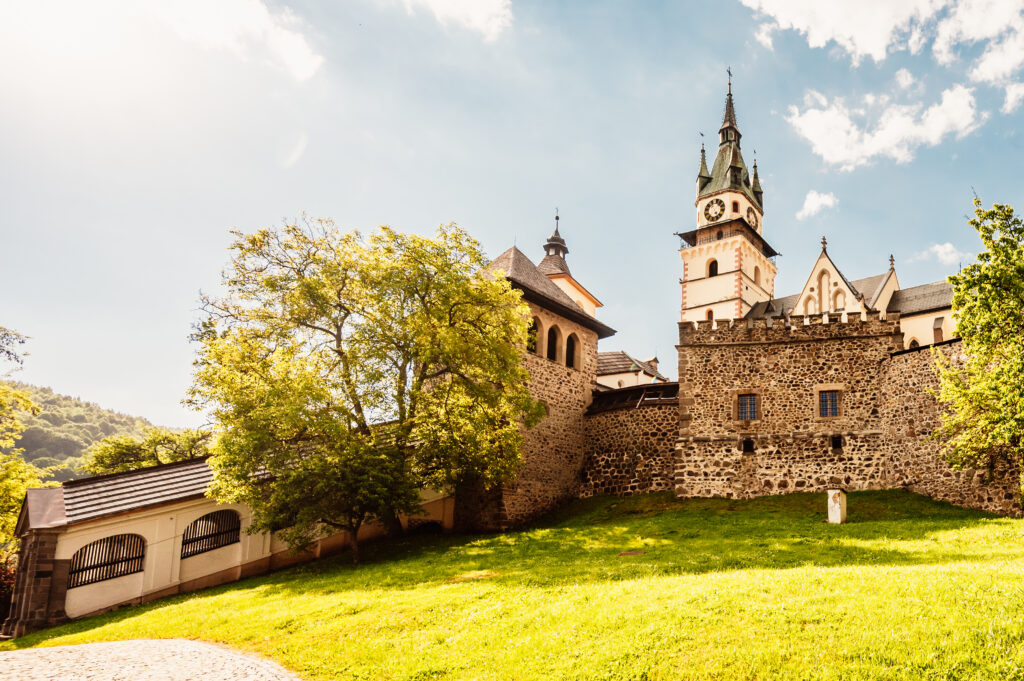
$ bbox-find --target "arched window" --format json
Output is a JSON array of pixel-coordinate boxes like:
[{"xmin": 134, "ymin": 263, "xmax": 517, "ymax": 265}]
[
  {"xmin": 526, "ymin": 317, "xmax": 539, "ymax": 354},
  {"xmin": 706, "ymin": 309, "xmax": 714, "ymax": 321},
  {"xmin": 909, "ymin": 339, "xmax": 920, "ymax": 349},
  {"xmin": 817, "ymin": 270, "xmax": 831, "ymax": 312},
  {"xmin": 546, "ymin": 326, "xmax": 561, "ymax": 362},
  {"xmin": 68, "ymin": 534, "xmax": 145, "ymax": 589},
  {"xmin": 181, "ymin": 510, "xmax": 241, "ymax": 559},
  {"xmin": 732, "ymin": 201, "xmax": 740, "ymax": 213},
  {"xmin": 565, "ymin": 333, "xmax": 580, "ymax": 369},
  {"xmin": 707, "ymin": 259, "xmax": 718, "ymax": 277},
  {"xmin": 803, "ymin": 296, "xmax": 816, "ymax": 315},
  {"xmin": 833, "ymin": 290, "xmax": 845, "ymax": 311},
  {"xmin": 716, "ymin": 230, "xmax": 723, "ymax": 240},
  {"xmin": 753, "ymin": 266, "xmax": 761, "ymax": 286}
]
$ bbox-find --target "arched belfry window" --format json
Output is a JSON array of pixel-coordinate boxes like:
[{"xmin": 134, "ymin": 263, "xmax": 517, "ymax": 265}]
[
  {"xmin": 565, "ymin": 333, "xmax": 580, "ymax": 370},
  {"xmin": 68, "ymin": 534, "xmax": 145, "ymax": 589},
  {"xmin": 732, "ymin": 201, "xmax": 739, "ymax": 213},
  {"xmin": 546, "ymin": 326, "xmax": 561, "ymax": 362},
  {"xmin": 753, "ymin": 266, "xmax": 761, "ymax": 286},
  {"xmin": 181, "ymin": 510, "xmax": 241, "ymax": 559},
  {"xmin": 707, "ymin": 259, "xmax": 718, "ymax": 277},
  {"xmin": 526, "ymin": 317, "xmax": 539, "ymax": 354},
  {"xmin": 706, "ymin": 310, "xmax": 714, "ymax": 321}
]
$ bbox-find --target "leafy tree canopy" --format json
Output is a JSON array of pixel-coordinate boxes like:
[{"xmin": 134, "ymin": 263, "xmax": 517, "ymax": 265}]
[
  {"xmin": 936, "ymin": 200, "xmax": 1024, "ymax": 487},
  {"xmin": 189, "ymin": 219, "xmax": 542, "ymax": 563},
  {"xmin": 82, "ymin": 428, "xmax": 213, "ymax": 475}
]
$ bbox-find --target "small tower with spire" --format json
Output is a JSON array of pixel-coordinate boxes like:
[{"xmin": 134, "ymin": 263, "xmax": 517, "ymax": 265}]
[
  {"xmin": 678, "ymin": 78, "xmax": 779, "ymax": 323},
  {"xmin": 537, "ymin": 211, "xmax": 603, "ymax": 317}
]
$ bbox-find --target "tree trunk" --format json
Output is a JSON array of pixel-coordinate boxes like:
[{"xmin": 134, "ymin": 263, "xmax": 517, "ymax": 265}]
[
  {"xmin": 383, "ymin": 507, "xmax": 404, "ymax": 538},
  {"xmin": 349, "ymin": 524, "xmax": 361, "ymax": 565}
]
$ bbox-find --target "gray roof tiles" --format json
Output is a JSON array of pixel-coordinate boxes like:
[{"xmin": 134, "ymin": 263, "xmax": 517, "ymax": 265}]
[
  {"xmin": 489, "ymin": 246, "xmax": 615, "ymax": 338},
  {"xmin": 887, "ymin": 281, "xmax": 954, "ymax": 315},
  {"xmin": 597, "ymin": 351, "xmax": 668, "ymax": 381},
  {"xmin": 60, "ymin": 458, "xmax": 212, "ymax": 527}
]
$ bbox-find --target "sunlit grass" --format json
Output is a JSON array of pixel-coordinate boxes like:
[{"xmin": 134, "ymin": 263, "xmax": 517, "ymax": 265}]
[{"xmin": 5, "ymin": 491, "xmax": 1024, "ymax": 680}]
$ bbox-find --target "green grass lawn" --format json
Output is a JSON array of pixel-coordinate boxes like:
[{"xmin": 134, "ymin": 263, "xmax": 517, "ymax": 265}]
[{"xmin": 5, "ymin": 491, "xmax": 1024, "ymax": 680}]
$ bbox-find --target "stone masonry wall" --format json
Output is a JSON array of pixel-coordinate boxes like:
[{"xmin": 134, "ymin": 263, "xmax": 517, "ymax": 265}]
[
  {"xmin": 881, "ymin": 342, "xmax": 1021, "ymax": 515},
  {"xmin": 673, "ymin": 314, "xmax": 1021, "ymax": 514},
  {"xmin": 580, "ymin": 403, "xmax": 677, "ymax": 497},
  {"xmin": 675, "ymin": 313, "xmax": 904, "ymax": 498},
  {"xmin": 482, "ymin": 303, "xmax": 598, "ymax": 528}
]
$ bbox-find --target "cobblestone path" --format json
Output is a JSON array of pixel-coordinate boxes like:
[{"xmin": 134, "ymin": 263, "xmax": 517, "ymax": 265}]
[{"xmin": 0, "ymin": 639, "xmax": 302, "ymax": 680}]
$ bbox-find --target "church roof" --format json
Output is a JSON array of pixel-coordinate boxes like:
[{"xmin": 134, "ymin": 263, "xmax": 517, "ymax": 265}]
[
  {"xmin": 597, "ymin": 351, "xmax": 668, "ymax": 381},
  {"xmin": 887, "ymin": 281, "xmax": 954, "ymax": 316},
  {"xmin": 490, "ymin": 247, "xmax": 616, "ymax": 338},
  {"xmin": 745, "ymin": 272, "xmax": 903, "ymax": 319},
  {"xmin": 697, "ymin": 88, "xmax": 761, "ymax": 210}
]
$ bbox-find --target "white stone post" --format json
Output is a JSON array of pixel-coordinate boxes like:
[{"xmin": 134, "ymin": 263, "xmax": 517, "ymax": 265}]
[{"xmin": 827, "ymin": 489, "xmax": 847, "ymax": 524}]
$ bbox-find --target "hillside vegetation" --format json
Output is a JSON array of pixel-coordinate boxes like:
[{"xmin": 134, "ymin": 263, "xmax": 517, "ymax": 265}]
[
  {"xmin": 5, "ymin": 490, "xmax": 1024, "ymax": 680},
  {"xmin": 3, "ymin": 382, "xmax": 154, "ymax": 481}
]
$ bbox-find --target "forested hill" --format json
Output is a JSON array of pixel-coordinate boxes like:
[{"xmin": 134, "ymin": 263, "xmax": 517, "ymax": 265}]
[{"xmin": 4, "ymin": 382, "xmax": 156, "ymax": 481}]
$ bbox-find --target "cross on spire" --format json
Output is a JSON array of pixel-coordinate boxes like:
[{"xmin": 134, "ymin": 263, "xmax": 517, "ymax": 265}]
[
  {"xmin": 821, "ymin": 235, "xmax": 828, "ymax": 251},
  {"xmin": 727, "ymin": 65, "xmax": 732, "ymax": 93}
]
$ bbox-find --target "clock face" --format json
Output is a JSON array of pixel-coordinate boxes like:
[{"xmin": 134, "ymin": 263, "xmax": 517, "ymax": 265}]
[
  {"xmin": 747, "ymin": 207, "xmax": 758, "ymax": 228},
  {"xmin": 703, "ymin": 198, "xmax": 725, "ymax": 222}
]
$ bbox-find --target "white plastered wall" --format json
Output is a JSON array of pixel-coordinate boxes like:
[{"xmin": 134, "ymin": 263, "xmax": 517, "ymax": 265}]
[{"xmin": 900, "ymin": 310, "xmax": 955, "ymax": 348}]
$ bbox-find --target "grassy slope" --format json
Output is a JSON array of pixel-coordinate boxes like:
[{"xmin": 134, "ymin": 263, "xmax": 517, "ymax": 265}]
[{"xmin": 5, "ymin": 491, "xmax": 1024, "ymax": 680}]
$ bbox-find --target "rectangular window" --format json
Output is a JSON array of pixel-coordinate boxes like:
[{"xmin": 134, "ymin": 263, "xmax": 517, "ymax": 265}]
[
  {"xmin": 738, "ymin": 393, "xmax": 758, "ymax": 420},
  {"xmin": 819, "ymin": 390, "xmax": 840, "ymax": 417}
]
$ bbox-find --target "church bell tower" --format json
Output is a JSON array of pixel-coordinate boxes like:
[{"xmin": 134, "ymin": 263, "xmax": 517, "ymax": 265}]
[{"xmin": 678, "ymin": 81, "xmax": 778, "ymax": 322}]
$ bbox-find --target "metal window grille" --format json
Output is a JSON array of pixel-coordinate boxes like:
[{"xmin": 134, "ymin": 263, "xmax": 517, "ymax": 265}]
[
  {"xmin": 820, "ymin": 390, "xmax": 840, "ymax": 417},
  {"xmin": 738, "ymin": 394, "xmax": 757, "ymax": 420},
  {"xmin": 68, "ymin": 534, "xmax": 145, "ymax": 589},
  {"xmin": 181, "ymin": 510, "xmax": 241, "ymax": 559}
]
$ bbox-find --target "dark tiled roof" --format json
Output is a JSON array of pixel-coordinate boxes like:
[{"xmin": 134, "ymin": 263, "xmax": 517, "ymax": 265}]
[
  {"xmin": 537, "ymin": 254, "xmax": 570, "ymax": 276},
  {"xmin": 490, "ymin": 247, "xmax": 615, "ymax": 338},
  {"xmin": 597, "ymin": 351, "xmax": 668, "ymax": 381},
  {"xmin": 60, "ymin": 457, "xmax": 213, "ymax": 526},
  {"xmin": 887, "ymin": 281, "xmax": 954, "ymax": 315}
]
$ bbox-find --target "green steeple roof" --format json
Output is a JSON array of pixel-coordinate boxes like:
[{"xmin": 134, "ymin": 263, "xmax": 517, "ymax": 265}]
[{"xmin": 696, "ymin": 86, "xmax": 762, "ymax": 210}]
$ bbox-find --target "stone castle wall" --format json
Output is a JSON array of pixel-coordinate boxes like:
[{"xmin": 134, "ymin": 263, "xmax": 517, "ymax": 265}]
[
  {"xmin": 477, "ymin": 303, "xmax": 598, "ymax": 529},
  {"xmin": 667, "ymin": 313, "xmax": 1021, "ymax": 514},
  {"xmin": 881, "ymin": 342, "xmax": 1021, "ymax": 515},
  {"xmin": 580, "ymin": 402, "xmax": 677, "ymax": 497},
  {"xmin": 674, "ymin": 313, "xmax": 903, "ymax": 498}
]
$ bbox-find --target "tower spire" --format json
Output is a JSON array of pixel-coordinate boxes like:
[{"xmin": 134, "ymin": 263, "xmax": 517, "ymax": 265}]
[{"xmin": 539, "ymin": 210, "xmax": 570, "ymax": 275}]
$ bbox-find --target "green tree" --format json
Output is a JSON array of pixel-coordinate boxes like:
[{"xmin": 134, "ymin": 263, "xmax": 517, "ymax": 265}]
[
  {"xmin": 935, "ymin": 199, "xmax": 1024, "ymax": 490},
  {"xmin": 81, "ymin": 427, "xmax": 213, "ymax": 475},
  {"xmin": 0, "ymin": 328, "xmax": 50, "ymax": 550},
  {"xmin": 189, "ymin": 219, "xmax": 542, "ymax": 563}
]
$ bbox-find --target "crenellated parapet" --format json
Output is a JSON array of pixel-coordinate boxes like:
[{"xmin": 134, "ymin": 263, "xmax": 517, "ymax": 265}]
[{"xmin": 678, "ymin": 311, "xmax": 903, "ymax": 347}]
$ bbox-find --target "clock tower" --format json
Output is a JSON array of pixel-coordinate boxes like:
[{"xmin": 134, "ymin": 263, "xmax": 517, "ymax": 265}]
[{"xmin": 678, "ymin": 83, "xmax": 778, "ymax": 322}]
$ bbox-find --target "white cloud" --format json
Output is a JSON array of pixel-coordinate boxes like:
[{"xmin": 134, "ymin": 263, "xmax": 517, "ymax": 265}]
[
  {"xmin": 1003, "ymin": 82, "xmax": 1024, "ymax": 111},
  {"xmin": 740, "ymin": 0, "xmax": 946, "ymax": 64},
  {"xmin": 787, "ymin": 85, "xmax": 983, "ymax": 170},
  {"xmin": 895, "ymin": 68, "xmax": 915, "ymax": 89},
  {"xmin": 745, "ymin": 1, "xmax": 1024, "ymax": 128},
  {"xmin": 151, "ymin": 0, "xmax": 323, "ymax": 82},
  {"xmin": 399, "ymin": 0, "xmax": 513, "ymax": 41},
  {"xmin": 911, "ymin": 242, "xmax": 973, "ymax": 265},
  {"xmin": 796, "ymin": 190, "xmax": 839, "ymax": 220}
]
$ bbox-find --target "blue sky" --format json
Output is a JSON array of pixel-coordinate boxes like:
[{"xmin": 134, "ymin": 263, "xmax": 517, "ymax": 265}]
[{"xmin": 2, "ymin": 0, "xmax": 1022, "ymax": 427}]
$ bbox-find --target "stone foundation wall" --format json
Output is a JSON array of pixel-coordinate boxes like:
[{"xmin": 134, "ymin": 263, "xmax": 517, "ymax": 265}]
[
  {"xmin": 580, "ymin": 403, "xmax": 677, "ymax": 497},
  {"xmin": 1, "ymin": 529, "xmax": 67, "ymax": 638},
  {"xmin": 881, "ymin": 342, "xmax": 1021, "ymax": 515}
]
